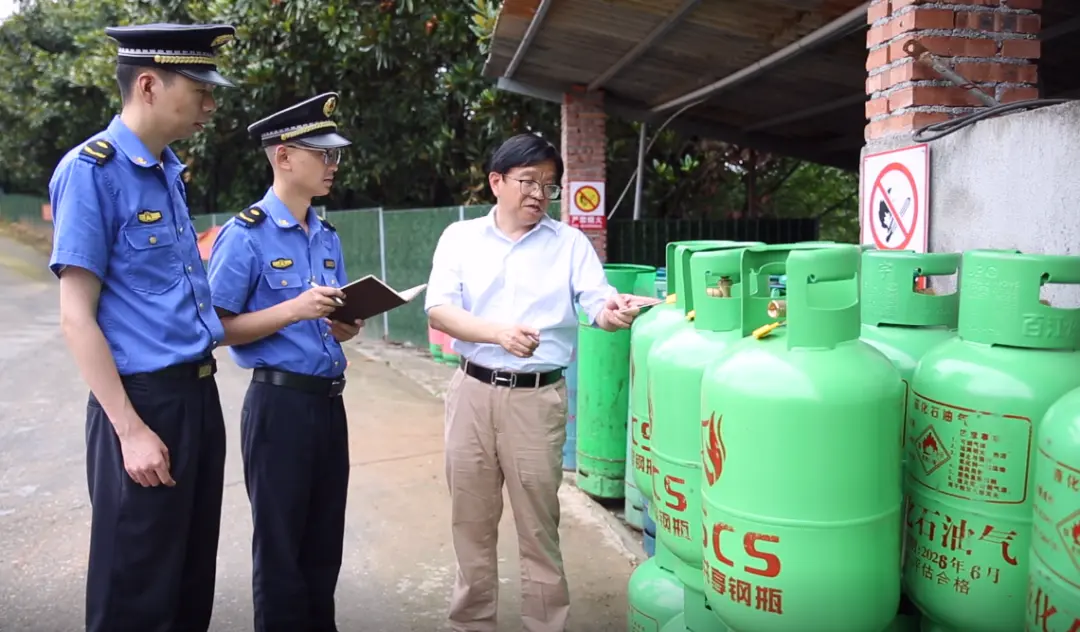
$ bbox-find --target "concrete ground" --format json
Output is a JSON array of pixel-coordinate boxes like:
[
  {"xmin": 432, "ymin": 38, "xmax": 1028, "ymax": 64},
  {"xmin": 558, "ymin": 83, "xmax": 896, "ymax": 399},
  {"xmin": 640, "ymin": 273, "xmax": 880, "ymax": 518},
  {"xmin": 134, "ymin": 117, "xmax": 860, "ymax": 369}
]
[{"xmin": 0, "ymin": 234, "xmax": 641, "ymax": 631}]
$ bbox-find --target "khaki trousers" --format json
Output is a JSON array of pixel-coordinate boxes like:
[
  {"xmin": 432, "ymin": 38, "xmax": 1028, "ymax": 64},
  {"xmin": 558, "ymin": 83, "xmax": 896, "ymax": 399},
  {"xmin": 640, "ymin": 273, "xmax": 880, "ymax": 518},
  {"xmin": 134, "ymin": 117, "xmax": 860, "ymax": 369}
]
[{"xmin": 444, "ymin": 367, "xmax": 570, "ymax": 632}]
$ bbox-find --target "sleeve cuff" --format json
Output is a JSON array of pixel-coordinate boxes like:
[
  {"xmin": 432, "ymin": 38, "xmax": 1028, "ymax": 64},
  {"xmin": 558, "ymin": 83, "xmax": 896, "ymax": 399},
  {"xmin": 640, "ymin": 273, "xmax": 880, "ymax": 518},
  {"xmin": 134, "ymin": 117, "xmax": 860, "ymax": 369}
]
[
  {"xmin": 49, "ymin": 251, "xmax": 105, "ymax": 282},
  {"xmin": 211, "ymin": 295, "xmax": 246, "ymax": 314}
]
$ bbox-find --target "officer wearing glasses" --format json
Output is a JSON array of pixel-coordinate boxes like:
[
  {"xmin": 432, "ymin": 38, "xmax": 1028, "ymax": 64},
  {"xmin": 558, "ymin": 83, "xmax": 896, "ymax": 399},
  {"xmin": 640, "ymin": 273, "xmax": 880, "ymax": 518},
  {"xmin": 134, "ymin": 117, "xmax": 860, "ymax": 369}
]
[{"xmin": 206, "ymin": 92, "xmax": 361, "ymax": 632}]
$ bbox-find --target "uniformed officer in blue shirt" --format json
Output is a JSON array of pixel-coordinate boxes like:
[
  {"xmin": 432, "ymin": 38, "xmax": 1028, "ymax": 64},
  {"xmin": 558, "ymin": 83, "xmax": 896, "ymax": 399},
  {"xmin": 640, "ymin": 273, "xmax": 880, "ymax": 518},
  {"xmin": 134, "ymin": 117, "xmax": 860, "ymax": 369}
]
[
  {"xmin": 207, "ymin": 92, "xmax": 362, "ymax": 632},
  {"xmin": 47, "ymin": 23, "xmax": 238, "ymax": 632}
]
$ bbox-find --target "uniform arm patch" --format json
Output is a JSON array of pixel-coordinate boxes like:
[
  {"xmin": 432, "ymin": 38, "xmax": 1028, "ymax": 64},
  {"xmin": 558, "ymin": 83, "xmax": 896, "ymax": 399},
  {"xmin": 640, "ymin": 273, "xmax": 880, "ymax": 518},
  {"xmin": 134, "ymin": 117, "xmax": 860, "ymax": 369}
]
[{"xmin": 78, "ymin": 140, "xmax": 116, "ymax": 166}]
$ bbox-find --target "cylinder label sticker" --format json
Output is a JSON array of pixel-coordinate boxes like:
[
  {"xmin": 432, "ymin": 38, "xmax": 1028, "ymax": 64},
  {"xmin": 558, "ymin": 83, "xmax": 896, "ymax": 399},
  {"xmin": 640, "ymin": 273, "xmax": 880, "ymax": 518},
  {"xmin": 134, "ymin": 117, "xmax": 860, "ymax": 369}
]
[
  {"xmin": 701, "ymin": 514, "xmax": 784, "ymax": 616},
  {"xmin": 903, "ymin": 492, "xmax": 1021, "ymax": 602},
  {"xmin": 1029, "ymin": 447, "xmax": 1080, "ymax": 632},
  {"xmin": 908, "ymin": 391, "xmax": 1033, "ymax": 505},
  {"xmin": 652, "ymin": 472, "xmax": 692, "ymax": 542}
]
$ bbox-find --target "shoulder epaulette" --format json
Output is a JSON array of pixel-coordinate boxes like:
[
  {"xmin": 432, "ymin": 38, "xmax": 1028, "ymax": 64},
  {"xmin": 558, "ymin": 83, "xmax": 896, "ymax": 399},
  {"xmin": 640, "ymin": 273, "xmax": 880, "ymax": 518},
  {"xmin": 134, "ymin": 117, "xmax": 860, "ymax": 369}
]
[
  {"xmin": 236, "ymin": 206, "xmax": 268, "ymax": 228},
  {"xmin": 320, "ymin": 217, "xmax": 336, "ymax": 232},
  {"xmin": 78, "ymin": 139, "xmax": 116, "ymax": 166}
]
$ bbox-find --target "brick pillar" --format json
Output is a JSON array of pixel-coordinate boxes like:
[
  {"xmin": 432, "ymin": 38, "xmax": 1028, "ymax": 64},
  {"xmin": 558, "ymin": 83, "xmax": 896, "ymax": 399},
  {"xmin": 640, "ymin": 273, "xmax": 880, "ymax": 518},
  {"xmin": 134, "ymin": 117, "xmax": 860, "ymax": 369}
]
[
  {"xmin": 560, "ymin": 86, "xmax": 608, "ymax": 262},
  {"xmin": 865, "ymin": 0, "xmax": 1041, "ymax": 141}
]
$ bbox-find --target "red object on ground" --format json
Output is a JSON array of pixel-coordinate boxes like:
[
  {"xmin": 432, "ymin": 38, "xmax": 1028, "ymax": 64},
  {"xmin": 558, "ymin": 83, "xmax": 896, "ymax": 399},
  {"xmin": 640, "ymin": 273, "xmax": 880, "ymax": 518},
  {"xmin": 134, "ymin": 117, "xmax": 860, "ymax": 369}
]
[{"xmin": 197, "ymin": 225, "xmax": 222, "ymax": 262}]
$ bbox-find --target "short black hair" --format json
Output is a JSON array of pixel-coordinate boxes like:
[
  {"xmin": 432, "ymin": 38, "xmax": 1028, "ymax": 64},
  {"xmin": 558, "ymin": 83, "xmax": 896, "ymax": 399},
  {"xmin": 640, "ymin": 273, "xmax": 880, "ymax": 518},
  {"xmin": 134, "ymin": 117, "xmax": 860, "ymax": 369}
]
[
  {"xmin": 116, "ymin": 63, "xmax": 174, "ymax": 103},
  {"xmin": 486, "ymin": 133, "xmax": 564, "ymax": 183}
]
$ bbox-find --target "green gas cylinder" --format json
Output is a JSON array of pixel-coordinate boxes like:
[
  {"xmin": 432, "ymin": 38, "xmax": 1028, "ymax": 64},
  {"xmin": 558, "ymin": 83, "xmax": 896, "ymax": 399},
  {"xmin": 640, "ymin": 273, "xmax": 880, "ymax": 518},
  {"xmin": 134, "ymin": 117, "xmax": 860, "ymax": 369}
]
[
  {"xmin": 660, "ymin": 613, "xmax": 688, "ymax": 632},
  {"xmin": 903, "ymin": 250, "xmax": 1080, "ymax": 632},
  {"xmin": 701, "ymin": 243, "xmax": 904, "ymax": 632},
  {"xmin": 860, "ymin": 249, "xmax": 960, "ymax": 388},
  {"xmin": 630, "ymin": 242, "xmax": 733, "ymax": 517},
  {"xmin": 651, "ymin": 245, "xmax": 761, "ymax": 632},
  {"xmin": 1027, "ymin": 385, "xmax": 1080, "ymax": 631},
  {"xmin": 860, "ymin": 249, "xmax": 959, "ymax": 599},
  {"xmin": 577, "ymin": 263, "xmax": 657, "ymax": 498},
  {"xmin": 628, "ymin": 543, "xmax": 686, "ymax": 632}
]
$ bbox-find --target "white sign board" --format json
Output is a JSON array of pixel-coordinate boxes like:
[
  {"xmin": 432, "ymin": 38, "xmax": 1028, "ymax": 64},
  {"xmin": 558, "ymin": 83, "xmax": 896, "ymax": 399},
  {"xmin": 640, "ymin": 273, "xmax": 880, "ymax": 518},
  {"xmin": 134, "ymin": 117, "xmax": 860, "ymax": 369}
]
[
  {"xmin": 568, "ymin": 180, "xmax": 606, "ymax": 230},
  {"xmin": 860, "ymin": 144, "xmax": 930, "ymax": 252}
]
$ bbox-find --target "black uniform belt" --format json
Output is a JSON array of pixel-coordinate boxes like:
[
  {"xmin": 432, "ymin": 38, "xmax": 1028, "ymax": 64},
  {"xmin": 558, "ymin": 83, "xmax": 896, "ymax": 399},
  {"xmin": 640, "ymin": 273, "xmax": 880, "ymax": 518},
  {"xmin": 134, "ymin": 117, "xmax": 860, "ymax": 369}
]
[
  {"xmin": 460, "ymin": 359, "xmax": 563, "ymax": 389},
  {"xmin": 134, "ymin": 356, "xmax": 217, "ymax": 381},
  {"xmin": 252, "ymin": 368, "xmax": 346, "ymax": 397}
]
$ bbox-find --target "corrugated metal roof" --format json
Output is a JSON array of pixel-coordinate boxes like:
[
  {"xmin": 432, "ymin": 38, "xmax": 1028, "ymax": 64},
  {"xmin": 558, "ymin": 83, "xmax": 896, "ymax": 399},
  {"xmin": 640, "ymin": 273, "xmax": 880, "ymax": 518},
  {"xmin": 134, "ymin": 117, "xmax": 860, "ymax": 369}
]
[
  {"xmin": 484, "ymin": 0, "xmax": 1080, "ymax": 170},
  {"xmin": 484, "ymin": 0, "xmax": 870, "ymax": 169}
]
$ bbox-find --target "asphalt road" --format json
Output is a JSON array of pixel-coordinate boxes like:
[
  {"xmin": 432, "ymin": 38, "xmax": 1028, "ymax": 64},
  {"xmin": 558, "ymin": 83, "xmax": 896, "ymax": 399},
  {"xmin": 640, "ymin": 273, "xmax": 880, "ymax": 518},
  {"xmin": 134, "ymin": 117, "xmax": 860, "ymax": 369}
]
[{"xmin": 0, "ymin": 235, "xmax": 634, "ymax": 632}]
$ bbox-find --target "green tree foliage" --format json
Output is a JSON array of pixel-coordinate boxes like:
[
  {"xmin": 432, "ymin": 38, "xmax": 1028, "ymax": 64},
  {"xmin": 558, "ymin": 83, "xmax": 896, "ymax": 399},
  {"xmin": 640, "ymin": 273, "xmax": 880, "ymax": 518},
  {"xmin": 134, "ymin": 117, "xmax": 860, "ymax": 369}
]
[{"xmin": 0, "ymin": 0, "xmax": 857, "ymax": 240}]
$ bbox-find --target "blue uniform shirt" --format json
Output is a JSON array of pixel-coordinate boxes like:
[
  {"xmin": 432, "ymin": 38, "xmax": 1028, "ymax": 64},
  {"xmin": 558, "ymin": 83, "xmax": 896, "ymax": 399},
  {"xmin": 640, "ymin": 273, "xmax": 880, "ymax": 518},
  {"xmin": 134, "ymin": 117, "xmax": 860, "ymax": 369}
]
[
  {"xmin": 207, "ymin": 187, "xmax": 348, "ymax": 378},
  {"xmin": 48, "ymin": 116, "xmax": 225, "ymax": 375}
]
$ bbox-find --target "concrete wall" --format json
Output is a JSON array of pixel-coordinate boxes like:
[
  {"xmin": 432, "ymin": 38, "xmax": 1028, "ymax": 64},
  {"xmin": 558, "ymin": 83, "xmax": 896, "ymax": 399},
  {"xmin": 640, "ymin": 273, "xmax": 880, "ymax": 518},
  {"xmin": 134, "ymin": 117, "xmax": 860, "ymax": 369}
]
[{"xmin": 863, "ymin": 99, "xmax": 1080, "ymax": 304}]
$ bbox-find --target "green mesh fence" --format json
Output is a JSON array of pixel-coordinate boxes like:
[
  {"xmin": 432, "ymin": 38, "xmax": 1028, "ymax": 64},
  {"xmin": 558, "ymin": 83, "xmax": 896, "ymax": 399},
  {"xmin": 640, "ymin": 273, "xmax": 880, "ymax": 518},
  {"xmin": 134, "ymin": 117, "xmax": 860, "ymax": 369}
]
[
  {"xmin": 1, "ymin": 197, "xmax": 507, "ymax": 348},
  {"xmin": 192, "ymin": 203, "xmax": 490, "ymax": 348},
  {"xmin": 0, "ymin": 193, "xmax": 50, "ymax": 227},
  {"xmin": 332, "ymin": 208, "xmax": 385, "ymax": 340}
]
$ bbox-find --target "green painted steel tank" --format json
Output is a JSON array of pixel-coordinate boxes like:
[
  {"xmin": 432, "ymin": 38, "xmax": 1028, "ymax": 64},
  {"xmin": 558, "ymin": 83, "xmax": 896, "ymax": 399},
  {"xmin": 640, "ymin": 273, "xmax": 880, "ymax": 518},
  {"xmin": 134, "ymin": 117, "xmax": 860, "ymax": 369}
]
[
  {"xmin": 625, "ymin": 419, "xmax": 646, "ymax": 530},
  {"xmin": 1027, "ymin": 385, "xmax": 1080, "ymax": 632},
  {"xmin": 631, "ymin": 242, "xmax": 732, "ymax": 517},
  {"xmin": 860, "ymin": 250, "xmax": 960, "ymax": 389},
  {"xmin": 577, "ymin": 263, "xmax": 657, "ymax": 498},
  {"xmin": 628, "ymin": 541, "xmax": 686, "ymax": 632},
  {"xmin": 651, "ymin": 245, "xmax": 760, "ymax": 632},
  {"xmin": 659, "ymin": 613, "xmax": 688, "ymax": 632},
  {"xmin": 903, "ymin": 250, "xmax": 1080, "ymax": 632},
  {"xmin": 701, "ymin": 243, "xmax": 904, "ymax": 632},
  {"xmin": 860, "ymin": 249, "xmax": 960, "ymax": 579}
]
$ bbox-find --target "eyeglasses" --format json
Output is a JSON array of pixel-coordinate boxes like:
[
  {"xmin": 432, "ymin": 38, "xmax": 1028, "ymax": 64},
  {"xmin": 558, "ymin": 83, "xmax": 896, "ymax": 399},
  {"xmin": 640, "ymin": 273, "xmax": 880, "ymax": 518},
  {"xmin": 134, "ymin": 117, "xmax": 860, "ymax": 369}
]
[
  {"xmin": 503, "ymin": 175, "xmax": 561, "ymax": 200},
  {"xmin": 285, "ymin": 144, "xmax": 342, "ymax": 166}
]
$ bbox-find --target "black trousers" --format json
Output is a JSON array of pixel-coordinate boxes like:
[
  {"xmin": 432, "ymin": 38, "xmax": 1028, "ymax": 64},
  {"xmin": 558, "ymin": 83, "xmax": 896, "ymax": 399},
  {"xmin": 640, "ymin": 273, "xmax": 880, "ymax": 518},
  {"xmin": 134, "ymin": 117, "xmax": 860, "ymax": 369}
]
[
  {"xmin": 85, "ymin": 367, "xmax": 226, "ymax": 632},
  {"xmin": 241, "ymin": 379, "xmax": 350, "ymax": 632}
]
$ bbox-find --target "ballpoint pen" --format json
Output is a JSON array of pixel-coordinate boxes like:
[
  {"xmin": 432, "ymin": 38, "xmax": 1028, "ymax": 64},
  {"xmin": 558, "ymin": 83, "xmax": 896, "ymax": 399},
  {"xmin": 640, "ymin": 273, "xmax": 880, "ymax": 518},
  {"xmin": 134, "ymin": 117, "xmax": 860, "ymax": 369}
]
[{"xmin": 309, "ymin": 278, "xmax": 346, "ymax": 306}]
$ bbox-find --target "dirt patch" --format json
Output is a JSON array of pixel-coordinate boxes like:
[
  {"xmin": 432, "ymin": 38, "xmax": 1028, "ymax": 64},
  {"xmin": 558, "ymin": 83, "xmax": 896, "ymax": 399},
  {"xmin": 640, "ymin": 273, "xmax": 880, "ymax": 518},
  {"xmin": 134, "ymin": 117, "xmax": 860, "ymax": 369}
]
[{"xmin": 0, "ymin": 220, "xmax": 52, "ymax": 256}]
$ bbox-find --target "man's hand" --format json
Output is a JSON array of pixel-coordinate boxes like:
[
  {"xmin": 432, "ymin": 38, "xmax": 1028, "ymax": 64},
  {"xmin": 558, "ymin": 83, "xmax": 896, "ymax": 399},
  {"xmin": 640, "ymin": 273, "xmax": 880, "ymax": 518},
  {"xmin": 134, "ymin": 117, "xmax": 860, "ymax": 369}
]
[
  {"xmin": 119, "ymin": 422, "xmax": 175, "ymax": 488},
  {"xmin": 496, "ymin": 324, "xmax": 541, "ymax": 358},
  {"xmin": 289, "ymin": 285, "xmax": 345, "ymax": 322},
  {"xmin": 596, "ymin": 293, "xmax": 655, "ymax": 331},
  {"xmin": 328, "ymin": 318, "xmax": 364, "ymax": 342}
]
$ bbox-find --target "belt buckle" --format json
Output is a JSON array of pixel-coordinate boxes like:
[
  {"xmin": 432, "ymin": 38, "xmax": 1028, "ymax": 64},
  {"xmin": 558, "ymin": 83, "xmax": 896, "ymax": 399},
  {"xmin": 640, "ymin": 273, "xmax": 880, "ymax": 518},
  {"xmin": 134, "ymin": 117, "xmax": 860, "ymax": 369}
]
[
  {"xmin": 490, "ymin": 371, "xmax": 517, "ymax": 388},
  {"xmin": 197, "ymin": 362, "xmax": 213, "ymax": 379},
  {"xmin": 329, "ymin": 378, "xmax": 346, "ymax": 397}
]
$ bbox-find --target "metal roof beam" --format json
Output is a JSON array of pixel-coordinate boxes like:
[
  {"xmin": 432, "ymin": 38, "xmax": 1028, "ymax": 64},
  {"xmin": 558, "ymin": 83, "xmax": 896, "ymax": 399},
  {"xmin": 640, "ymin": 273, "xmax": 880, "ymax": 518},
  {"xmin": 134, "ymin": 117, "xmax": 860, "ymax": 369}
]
[
  {"xmin": 495, "ymin": 77, "xmax": 855, "ymax": 171},
  {"xmin": 1043, "ymin": 15, "xmax": 1080, "ymax": 41},
  {"xmin": 503, "ymin": 0, "xmax": 556, "ymax": 79},
  {"xmin": 586, "ymin": 0, "xmax": 701, "ymax": 92},
  {"xmin": 650, "ymin": 1, "xmax": 870, "ymax": 113},
  {"xmin": 742, "ymin": 93, "xmax": 866, "ymax": 132}
]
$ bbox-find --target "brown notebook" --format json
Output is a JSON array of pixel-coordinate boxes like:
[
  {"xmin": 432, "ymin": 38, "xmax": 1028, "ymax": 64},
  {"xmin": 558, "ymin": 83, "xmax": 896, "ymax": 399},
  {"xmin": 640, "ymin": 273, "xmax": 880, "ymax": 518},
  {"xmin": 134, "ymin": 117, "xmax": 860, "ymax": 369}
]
[{"xmin": 328, "ymin": 275, "xmax": 427, "ymax": 324}]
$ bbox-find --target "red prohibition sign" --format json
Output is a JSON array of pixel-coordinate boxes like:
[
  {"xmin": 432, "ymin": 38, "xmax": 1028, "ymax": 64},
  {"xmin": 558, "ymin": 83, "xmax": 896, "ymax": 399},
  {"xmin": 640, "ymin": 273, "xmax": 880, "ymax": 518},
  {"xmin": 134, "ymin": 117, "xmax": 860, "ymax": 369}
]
[{"xmin": 870, "ymin": 162, "xmax": 919, "ymax": 250}]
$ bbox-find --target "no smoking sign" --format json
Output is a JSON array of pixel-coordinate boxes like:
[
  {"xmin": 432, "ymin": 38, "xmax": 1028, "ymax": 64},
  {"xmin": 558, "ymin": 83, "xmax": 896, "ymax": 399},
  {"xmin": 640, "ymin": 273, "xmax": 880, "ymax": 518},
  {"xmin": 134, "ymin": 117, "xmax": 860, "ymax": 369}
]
[
  {"xmin": 861, "ymin": 144, "xmax": 929, "ymax": 253},
  {"xmin": 568, "ymin": 181, "xmax": 606, "ymax": 230}
]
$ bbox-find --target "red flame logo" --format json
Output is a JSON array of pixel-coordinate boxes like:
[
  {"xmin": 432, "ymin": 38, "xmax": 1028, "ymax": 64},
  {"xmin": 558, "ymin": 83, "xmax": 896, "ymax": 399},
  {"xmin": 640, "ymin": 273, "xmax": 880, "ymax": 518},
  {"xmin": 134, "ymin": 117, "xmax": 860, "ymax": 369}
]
[{"xmin": 703, "ymin": 412, "xmax": 726, "ymax": 486}]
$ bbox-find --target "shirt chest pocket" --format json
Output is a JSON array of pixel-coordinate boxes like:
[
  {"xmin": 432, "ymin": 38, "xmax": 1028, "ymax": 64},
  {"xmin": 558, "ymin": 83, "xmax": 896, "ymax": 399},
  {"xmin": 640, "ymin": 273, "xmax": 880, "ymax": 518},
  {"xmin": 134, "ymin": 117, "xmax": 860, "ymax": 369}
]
[
  {"xmin": 320, "ymin": 271, "xmax": 339, "ymax": 288},
  {"xmin": 120, "ymin": 223, "xmax": 182, "ymax": 295},
  {"xmin": 263, "ymin": 270, "xmax": 304, "ymax": 299}
]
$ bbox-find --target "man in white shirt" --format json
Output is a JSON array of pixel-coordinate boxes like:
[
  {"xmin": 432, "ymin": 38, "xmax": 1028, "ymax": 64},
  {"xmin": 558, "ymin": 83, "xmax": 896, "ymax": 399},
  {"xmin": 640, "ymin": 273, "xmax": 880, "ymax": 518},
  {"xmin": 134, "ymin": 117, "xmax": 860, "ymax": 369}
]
[{"xmin": 425, "ymin": 133, "xmax": 649, "ymax": 632}]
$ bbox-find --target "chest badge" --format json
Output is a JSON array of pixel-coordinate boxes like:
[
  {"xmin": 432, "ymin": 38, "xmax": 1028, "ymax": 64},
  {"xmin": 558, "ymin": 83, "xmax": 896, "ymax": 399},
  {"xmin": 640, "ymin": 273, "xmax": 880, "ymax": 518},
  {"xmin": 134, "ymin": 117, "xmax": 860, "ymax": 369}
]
[
  {"xmin": 270, "ymin": 258, "xmax": 294, "ymax": 270},
  {"xmin": 324, "ymin": 258, "xmax": 336, "ymax": 269},
  {"xmin": 137, "ymin": 210, "xmax": 163, "ymax": 224}
]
